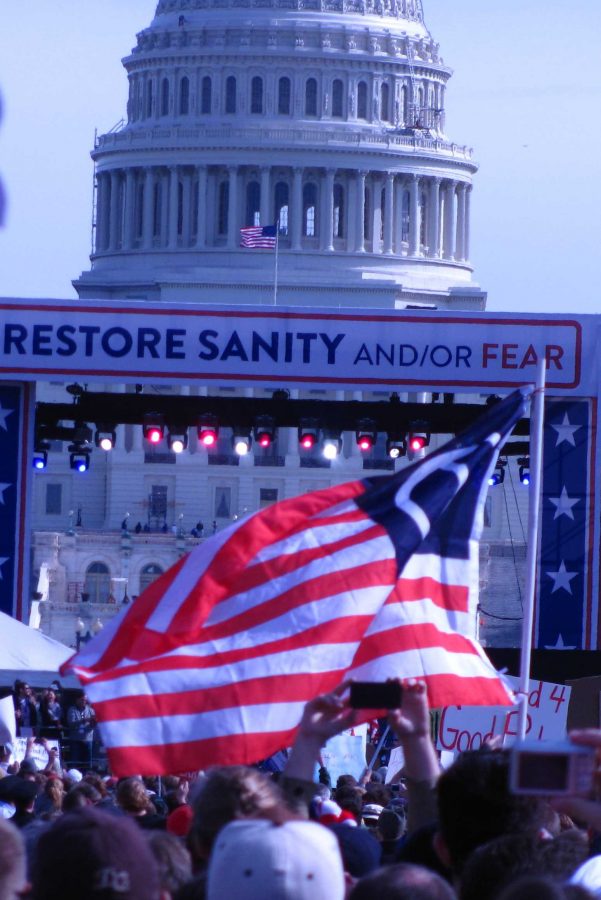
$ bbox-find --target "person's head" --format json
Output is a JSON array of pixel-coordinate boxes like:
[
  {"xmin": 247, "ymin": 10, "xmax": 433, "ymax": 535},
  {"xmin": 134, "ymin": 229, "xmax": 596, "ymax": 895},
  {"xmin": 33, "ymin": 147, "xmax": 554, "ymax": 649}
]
[
  {"xmin": 335, "ymin": 786, "xmax": 364, "ymax": 824},
  {"xmin": 44, "ymin": 778, "xmax": 64, "ymax": 812},
  {"xmin": 116, "ymin": 777, "xmax": 152, "ymax": 815},
  {"xmin": 364, "ymin": 782, "xmax": 392, "ymax": 808},
  {"xmin": 336, "ymin": 774, "xmax": 357, "ymax": 791},
  {"xmin": 74, "ymin": 692, "xmax": 88, "ymax": 710},
  {"xmin": 436, "ymin": 749, "xmax": 550, "ymax": 876},
  {"xmin": 329, "ymin": 823, "xmax": 382, "ymax": 880},
  {"xmin": 44, "ymin": 689, "xmax": 56, "ymax": 706},
  {"xmin": 190, "ymin": 765, "xmax": 283, "ymax": 860},
  {"xmin": 31, "ymin": 807, "xmax": 162, "ymax": 900},
  {"xmin": 497, "ymin": 877, "xmax": 594, "ymax": 900},
  {"xmin": 349, "ymin": 863, "xmax": 456, "ymax": 900},
  {"xmin": 207, "ymin": 819, "xmax": 345, "ymax": 900},
  {"xmin": 377, "ymin": 808, "xmax": 406, "ymax": 843},
  {"xmin": 459, "ymin": 833, "xmax": 545, "ymax": 900},
  {"xmin": 146, "ymin": 831, "xmax": 192, "ymax": 895},
  {"xmin": 0, "ymin": 819, "xmax": 27, "ymax": 900},
  {"xmin": 63, "ymin": 782, "xmax": 101, "ymax": 813}
]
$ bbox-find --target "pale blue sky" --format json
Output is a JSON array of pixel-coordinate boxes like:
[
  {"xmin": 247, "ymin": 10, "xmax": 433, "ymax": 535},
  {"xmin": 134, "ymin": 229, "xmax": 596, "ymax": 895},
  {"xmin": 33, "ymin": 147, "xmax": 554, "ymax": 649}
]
[{"xmin": 1, "ymin": 0, "xmax": 600, "ymax": 313}]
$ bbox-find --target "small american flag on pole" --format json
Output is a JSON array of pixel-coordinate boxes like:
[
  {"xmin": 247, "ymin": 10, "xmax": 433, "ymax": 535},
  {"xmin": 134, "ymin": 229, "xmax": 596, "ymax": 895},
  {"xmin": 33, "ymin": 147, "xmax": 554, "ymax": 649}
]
[
  {"xmin": 240, "ymin": 225, "xmax": 277, "ymax": 248},
  {"xmin": 62, "ymin": 390, "xmax": 528, "ymax": 776}
]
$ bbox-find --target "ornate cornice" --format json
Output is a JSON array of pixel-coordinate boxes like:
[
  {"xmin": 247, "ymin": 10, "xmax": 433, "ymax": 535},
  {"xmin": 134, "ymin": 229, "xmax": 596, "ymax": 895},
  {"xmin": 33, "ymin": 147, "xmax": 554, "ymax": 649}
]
[{"xmin": 155, "ymin": 0, "xmax": 425, "ymax": 22}]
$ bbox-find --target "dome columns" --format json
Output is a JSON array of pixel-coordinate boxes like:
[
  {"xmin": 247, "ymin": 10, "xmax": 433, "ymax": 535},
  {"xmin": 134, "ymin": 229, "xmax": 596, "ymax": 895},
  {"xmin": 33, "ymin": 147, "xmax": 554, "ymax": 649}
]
[{"xmin": 92, "ymin": 164, "xmax": 471, "ymax": 265}]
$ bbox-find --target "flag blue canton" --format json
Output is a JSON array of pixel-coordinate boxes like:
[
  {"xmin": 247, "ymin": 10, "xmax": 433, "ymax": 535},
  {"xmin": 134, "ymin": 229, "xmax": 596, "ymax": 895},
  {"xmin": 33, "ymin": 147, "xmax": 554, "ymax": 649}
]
[
  {"xmin": 0, "ymin": 385, "xmax": 21, "ymax": 617},
  {"xmin": 537, "ymin": 399, "xmax": 592, "ymax": 650}
]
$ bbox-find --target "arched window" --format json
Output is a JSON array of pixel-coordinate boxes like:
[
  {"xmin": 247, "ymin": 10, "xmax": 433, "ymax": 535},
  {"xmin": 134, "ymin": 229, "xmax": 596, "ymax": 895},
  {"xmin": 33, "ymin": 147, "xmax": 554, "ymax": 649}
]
[
  {"xmin": 278, "ymin": 77, "xmax": 291, "ymax": 115},
  {"xmin": 135, "ymin": 181, "xmax": 144, "ymax": 240},
  {"xmin": 303, "ymin": 183, "xmax": 318, "ymax": 237},
  {"xmin": 160, "ymin": 78, "xmax": 169, "ymax": 116},
  {"xmin": 380, "ymin": 82, "xmax": 390, "ymax": 122},
  {"xmin": 333, "ymin": 184, "xmax": 344, "ymax": 238},
  {"xmin": 332, "ymin": 79, "xmax": 343, "ymax": 118},
  {"xmin": 419, "ymin": 189, "xmax": 428, "ymax": 247},
  {"xmin": 274, "ymin": 181, "xmax": 289, "ymax": 235},
  {"xmin": 401, "ymin": 84, "xmax": 408, "ymax": 125},
  {"xmin": 145, "ymin": 79, "xmax": 154, "ymax": 119},
  {"xmin": 364, "ymin": 186, "xmax": 371, "ymax": 240},
  {"xmin": 139, "ymin": 563, "xmax": 164, "ymax": 594},
  {"xmin": 179, "ymin": 76, "xmax": 190, "ymax": 115},
  {"xmin": 305, "ymin": 78, "xmax": 317, "ymax": 117},
  {"xmin": 417, "ymin": 85, "xmax": 425, "ymax": 123},
  {"xmin": 357, "ymin": 81, "xmax": 367, "ymax": 119},
  {"xmin": 153, "ymin": 182, "xmax": 162, "ymax": 238},
  {"xmin": 251, "ymin": 76, "xmax": 263, "ymax": 114},
  {"xmin": 225, "ymin": 76, "xmax": 237, "ymax": 114},
  {"xmin": 177, "ymin": 180, "xmax": 184, "ymax": 236},
  {"xmin": 201, "ymin": 76, "xmax": 212, "ymax": 114},
  {"xmin": 84, "ymin": 562, "xmax": 111, "ymax": 604},
  {"xmin": 246, "ymin": 181, "xmax": 261, "ymax": 226},
  {"xmin": 401, "ymin": 190, "xmax": 410, "ymax": 243},
  {"xmin": 218, "ymin": 181, "xmax": 229, "ymax": 234}
]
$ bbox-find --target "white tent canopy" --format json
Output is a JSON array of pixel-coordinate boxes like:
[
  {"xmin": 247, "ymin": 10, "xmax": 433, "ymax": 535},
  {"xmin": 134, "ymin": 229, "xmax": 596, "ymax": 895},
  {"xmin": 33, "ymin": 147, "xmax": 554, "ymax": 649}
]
[{"xmin": 0, "ymin": 612, "xmax": 78, "ymax": 687}]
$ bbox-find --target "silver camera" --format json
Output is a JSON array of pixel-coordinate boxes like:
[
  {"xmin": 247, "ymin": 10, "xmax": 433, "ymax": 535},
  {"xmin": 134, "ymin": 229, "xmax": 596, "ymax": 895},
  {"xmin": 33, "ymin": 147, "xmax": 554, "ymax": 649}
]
[{"xmin": 509, "ymin": 740, "xmax": 596, "ymax": 796}]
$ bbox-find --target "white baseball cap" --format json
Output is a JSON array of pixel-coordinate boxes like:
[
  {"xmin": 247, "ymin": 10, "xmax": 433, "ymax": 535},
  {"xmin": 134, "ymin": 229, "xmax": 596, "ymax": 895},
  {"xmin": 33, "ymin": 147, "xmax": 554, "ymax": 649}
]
[{"xmin": 207, "ymin": 819, "xmax": 345, "ymax": 900}]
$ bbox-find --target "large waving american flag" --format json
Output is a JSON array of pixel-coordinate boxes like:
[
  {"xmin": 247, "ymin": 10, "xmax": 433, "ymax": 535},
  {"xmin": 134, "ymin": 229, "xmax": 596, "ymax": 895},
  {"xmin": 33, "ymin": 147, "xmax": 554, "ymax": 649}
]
[{"xmin": 62, "ymin": 389, "xmax": 528, "ymax": 776}]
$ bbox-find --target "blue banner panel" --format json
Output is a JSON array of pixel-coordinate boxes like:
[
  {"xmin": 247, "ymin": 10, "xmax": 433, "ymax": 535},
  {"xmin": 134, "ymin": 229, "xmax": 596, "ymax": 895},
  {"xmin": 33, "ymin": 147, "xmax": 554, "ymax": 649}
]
[
  {"xmin": 536, "ymin": 399, "xmax": 592, "ymax": 650},
  {"xmin": 0, "ymin": 384, "xmax": 23, "ymax": 617}
]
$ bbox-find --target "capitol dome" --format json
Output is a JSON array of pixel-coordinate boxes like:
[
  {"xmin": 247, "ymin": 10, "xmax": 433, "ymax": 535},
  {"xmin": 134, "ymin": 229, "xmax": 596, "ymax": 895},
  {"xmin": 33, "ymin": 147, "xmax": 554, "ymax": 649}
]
[{"xmin": 74, "ymin": 0, "xmax": 484, "ymax": 309}]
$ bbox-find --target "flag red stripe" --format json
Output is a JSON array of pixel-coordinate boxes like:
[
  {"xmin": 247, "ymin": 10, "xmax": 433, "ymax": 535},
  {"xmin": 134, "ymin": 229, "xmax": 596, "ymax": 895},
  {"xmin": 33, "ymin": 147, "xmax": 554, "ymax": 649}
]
[
  {"xmin": 106, "ymin": 729, "xmax": 300, "ymax": 777},
  {"xmin": 85, "ymin": 609, "xmax": 380, "ymax": 685},
  {"xmin": 93, "ymin": 670, "xmax": 345, "ymax": 721},
  {"xmin": 390, "ymin": 576, "xmax": 469, "ymax": 613},
  {"xmin": 351, "ymin": 621, "xmax": 480, "ymax": 668},
  {"xmin": 184, "ymin": 556, "xmax": 396, "ymax": 646},
  {"xmin": 420, "ymin": 672, "xmax": 513, "ymax": 708},
  {"xmin": 87, "ymin": 479, "xmax": 367, "ymax": 672}
]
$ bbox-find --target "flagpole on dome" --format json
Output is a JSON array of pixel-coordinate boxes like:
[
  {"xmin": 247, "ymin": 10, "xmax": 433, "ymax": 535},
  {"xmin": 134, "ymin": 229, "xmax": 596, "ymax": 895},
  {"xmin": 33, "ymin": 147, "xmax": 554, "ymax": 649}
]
[
  {"xmin": 516, "ymin": 356, "xmax": 546, "ymax": 740},
  {"xmin": 273, "ymin": 215, "xmax": 280, "ymax": 306}
]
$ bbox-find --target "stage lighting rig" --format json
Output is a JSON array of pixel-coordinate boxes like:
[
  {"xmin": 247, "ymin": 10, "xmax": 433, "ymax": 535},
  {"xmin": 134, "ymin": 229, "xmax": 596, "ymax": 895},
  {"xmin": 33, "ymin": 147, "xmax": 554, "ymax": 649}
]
[
  {"xmin": 386, "ymin": 434, "xmax": 406, "ymax": 460},
  {"xmin": 33, "ymin": 441, "xmax": 50, "ymax": 470},
  {"xmin": 232, "ymin": 430, "xmax": 252, "ymax": 456},
  {"xmin": 254, "ymin": 416, "xmax": 276, "ymax": 448},
  {"xmin": 356, "ymin": 419, "xmax": 377, "ymax": 452},
  {"xmin": 298, "ymin": 419, "xmax": 320, "ymax": 450},
  {"xmin": 69, "ymin": 443, "xmax": 91, "ymax": 473},
  {"xmin": 322, "ymin": 431, "xmax": 343, "ymax": 461},
  {"xmin": 407, "ymin": 421, "xmax": 431, "ymax": 454},
  {"xmin": 94, "ymin": 425, "xmax": 117, "ymax": 451},
  {"xmin": 518, "ymin": 457, "xmax": 531, "ymax": 486},
  {"xmin": 488, "ymin": 458, "xmax": 507, "ymax": 487},
  {"xmin": 197, "ymin": 415, "xmax": 219, "ymax": 448},
  {"xmin": 143, "ymin": 413, "xmax": 165, "ymax": 445},
  {"xmin": 168, "ymin": 427, "xmax": 189, "ymax": 454}
]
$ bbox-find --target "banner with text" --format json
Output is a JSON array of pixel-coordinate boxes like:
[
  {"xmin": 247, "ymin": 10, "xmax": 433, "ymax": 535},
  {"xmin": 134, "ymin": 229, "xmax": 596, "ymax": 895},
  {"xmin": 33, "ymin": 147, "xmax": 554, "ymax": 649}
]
[{"xmin": 0, "ymin": 300, "xmax": 591, "ymax": 393}]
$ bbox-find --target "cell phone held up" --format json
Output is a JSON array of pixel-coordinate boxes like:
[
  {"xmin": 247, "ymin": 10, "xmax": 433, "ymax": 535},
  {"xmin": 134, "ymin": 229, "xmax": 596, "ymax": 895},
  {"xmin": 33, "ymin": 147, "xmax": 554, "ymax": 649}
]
[
  {"xmin": 510, "ymin": 740, "xmax": 596, "ymax": 797},
  {"xmin": 350, "ymin": 681, "xmax": 403, "ymax": 709}
]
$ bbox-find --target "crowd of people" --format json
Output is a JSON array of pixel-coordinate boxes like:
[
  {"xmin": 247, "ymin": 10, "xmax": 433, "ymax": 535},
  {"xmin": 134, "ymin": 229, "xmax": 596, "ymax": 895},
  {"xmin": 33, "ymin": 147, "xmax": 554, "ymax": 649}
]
[{"xmin": 2, "ymin": 679, "xmax": 601, "ymax": 898}]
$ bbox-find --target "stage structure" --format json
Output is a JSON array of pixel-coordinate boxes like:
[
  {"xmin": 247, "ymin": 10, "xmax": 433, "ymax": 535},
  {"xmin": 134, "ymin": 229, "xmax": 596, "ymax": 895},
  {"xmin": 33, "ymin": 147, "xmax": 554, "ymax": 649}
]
[{"xmin": 0, "ymin": 298, "xmax": 598, "ymax": 652}]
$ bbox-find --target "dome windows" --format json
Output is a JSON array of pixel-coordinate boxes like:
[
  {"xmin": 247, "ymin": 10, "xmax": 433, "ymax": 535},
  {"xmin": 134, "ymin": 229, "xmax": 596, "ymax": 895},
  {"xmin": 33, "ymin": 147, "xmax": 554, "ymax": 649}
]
[
  {"xmin": 218, "ymin": 181, "xmax": 229, "ymax": 235},
  {"xmin": 302, "ymin": 183, "xmax": 318, "ymax": 237},
  {"xmin": 144, "ymin": 78, "xmax": 154, "ymax": 119},
  {"xmin": 225, "ymin": 76, "xmax": 237, "ymax": 114},
  {"xmin": 278, "ymin": 77, "xmax": 291, "ymax": 115},
  {"xmin": 251, "ymin": 76, "xmax": 264, "ymax": 114},
  {"xmin": 160, "ymin": 77, "xmax": 170, "ymax": 116},
  {"xmin": 246, "ymin": 181, "xmax": 261, "ymax": 227},
  {"xmin": 357, "ymin": 81, "xmax": 367, "ymax": 119},
  {"xmin": 332, "ymin": 79, "xmax": 344, "ymax": 118},
  {"xmin": 179, "ymin": 76, "xmax": 190, "ymax": 115},
  {"xmin": 305, "ymin": 78, "xmax": 318, "ymax": 117},
  {"xmin": 201, "ymin": 76, "xmax": 212, "ymax": 114},
  {"xmin": 274, "ymin": 182, "xmax": 289, "ymax": 235},
  {"xmin": 380, "ymin": 82, "xmax": 390, "ymax": 122},
  {"xmin": 333, "ymin": 184, "xmax": 345, "ymax": 239}
]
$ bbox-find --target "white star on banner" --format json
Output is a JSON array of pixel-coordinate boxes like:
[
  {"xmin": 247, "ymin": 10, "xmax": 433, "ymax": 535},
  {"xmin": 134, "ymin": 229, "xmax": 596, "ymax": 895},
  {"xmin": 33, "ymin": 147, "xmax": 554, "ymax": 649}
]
[
  {"xmin": 546, "ymin": 561, "xmax": 579, "ymax": 594},
  {"xmin": 0, "ymin": 558, "xmax": 9, "ymax": 580},
  {"xmin": 0, "ymin": 484, "xmax": 12, "ymax": 505},
  {"xmin": 0, "ymin": 404, "xmax": 14, "ymax": 431},
  {"xmin": 549, "ymin": 486, "xmax": 580, "ymax": 521},
  {"xmin": 551, "ymin": 413, "xmax": 582, "ymax": 448},
  {"xmin": 544, "ymin": 634, "xmax": 577, "ymax": 650}
]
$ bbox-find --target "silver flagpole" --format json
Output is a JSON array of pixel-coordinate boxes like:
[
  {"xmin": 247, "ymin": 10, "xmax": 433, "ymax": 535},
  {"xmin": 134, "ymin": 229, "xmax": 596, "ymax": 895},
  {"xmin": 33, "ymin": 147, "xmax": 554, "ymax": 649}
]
[
  {"xmin": 517, "ymin": 356, "xmax": 546, "ymax": 740},
  {"xmin": 273, "ymin": 219, "xmax": 280, "ymax": 306}
]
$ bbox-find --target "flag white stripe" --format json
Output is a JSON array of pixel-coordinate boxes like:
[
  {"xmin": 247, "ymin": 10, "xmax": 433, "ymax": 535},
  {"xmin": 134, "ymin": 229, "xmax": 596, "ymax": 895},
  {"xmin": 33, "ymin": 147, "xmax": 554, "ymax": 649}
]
[
  {"xmin": 84, "ymin": 641, "xmax": 358, "ymax": 702},
  {"xmin": 348, "ymin": 645, "xmax": 502, "ymax": 683},
  {"xmin": 146, "ymin": 516, "xmax": 250, "ymax": 632},
  {"xmin": 252, "ymin": 514, "xmax": 374, "ymax": 563},
  {"xmin": 206, "ymin": 533, "xmax": 395, "ymax": 627},
  {"xmin": 99, "ymin": 701, "xmax": 307, "ymax": 749},
  {"xmin": 364, "ymin": 596, "xmax": 473, "ymax": 638}
]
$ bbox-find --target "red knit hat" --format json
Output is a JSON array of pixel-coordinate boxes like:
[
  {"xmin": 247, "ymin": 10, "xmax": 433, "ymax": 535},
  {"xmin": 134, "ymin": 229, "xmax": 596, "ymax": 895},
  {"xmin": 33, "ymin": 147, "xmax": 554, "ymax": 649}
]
[{"xmin": 166, "ymin": 803, "xmax": 193, "ymax": 837}]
